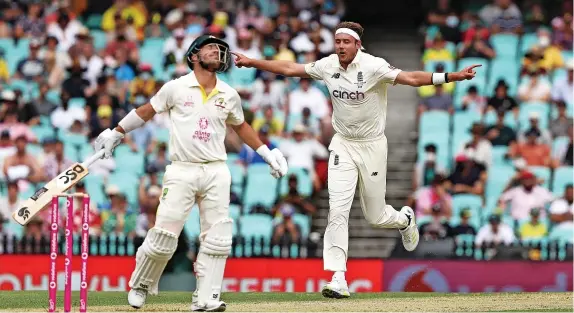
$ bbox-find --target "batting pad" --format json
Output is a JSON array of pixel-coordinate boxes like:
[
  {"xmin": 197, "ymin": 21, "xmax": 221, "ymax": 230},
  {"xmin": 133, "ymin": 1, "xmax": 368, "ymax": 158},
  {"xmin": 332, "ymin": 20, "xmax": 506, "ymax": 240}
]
[
  {"xmin": 195, "ymin": 218, "xmax": 233, "ymax": 306},
  {"xmin": 129, "ymin": 227, "xmax": 178, "ymax": 295}
]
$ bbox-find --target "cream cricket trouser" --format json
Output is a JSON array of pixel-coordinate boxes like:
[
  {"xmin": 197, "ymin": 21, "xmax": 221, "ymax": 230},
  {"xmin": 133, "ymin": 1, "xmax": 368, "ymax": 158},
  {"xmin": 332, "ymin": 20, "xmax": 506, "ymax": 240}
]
[
  {"xmin": 324, "ymin": 134, "xmax": 409, "ymax": 272},
  {"xmin": 154, "ymin": 161, "xmax": 231, "ymax": 240}
]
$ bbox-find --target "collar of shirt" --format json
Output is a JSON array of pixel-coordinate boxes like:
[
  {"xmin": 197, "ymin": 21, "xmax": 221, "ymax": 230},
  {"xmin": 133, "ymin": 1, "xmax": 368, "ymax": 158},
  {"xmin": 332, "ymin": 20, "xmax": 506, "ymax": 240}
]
[
  {"xmin": 185, "ymin": 72, "xmax": 227, "ymax": 103},
  {"xmin": 331, "ymin": 50, "xmax": 363, "ymax": 69}
]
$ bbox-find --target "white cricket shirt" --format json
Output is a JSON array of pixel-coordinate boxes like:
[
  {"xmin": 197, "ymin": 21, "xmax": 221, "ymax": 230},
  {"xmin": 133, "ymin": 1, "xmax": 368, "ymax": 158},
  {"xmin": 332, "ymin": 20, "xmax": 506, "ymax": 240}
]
[
  {"xmin": 150, "ymin": 72, "xmax": 245, "ymax": 163},
  {"xmin": 304, "ymin": 50, "xmax": 401, "ymax": 140}
]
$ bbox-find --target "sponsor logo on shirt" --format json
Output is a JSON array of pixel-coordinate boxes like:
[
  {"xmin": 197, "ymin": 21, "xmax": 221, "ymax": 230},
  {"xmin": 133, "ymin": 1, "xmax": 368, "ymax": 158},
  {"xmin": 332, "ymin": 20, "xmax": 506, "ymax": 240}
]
[
  {"xmin": 355, "ymin": 71, "xmax": 364, "ymax": 89},
  {"xmin": 184, "ymin": 96, "xmax": 194, "ymax": 107},
  {"xmin": 332, "ymin": 89, "xmax": 365, "ymax": 100},
  {"xmin": 193, "ymin": 117, "xmax": 211, "ymax": 142},
  {"xmin": 214, "ymin": 97, "xmax": 226, "ymax": 110}
]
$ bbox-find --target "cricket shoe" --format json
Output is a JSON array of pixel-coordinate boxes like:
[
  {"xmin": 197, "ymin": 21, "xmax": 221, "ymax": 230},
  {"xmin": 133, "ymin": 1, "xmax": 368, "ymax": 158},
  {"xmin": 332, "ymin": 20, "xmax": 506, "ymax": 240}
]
[
  {"xmin": 399, "ymin": 206, "xmax": 419, "ymax": 252},
  {"xmin": 191, "ymin": 300, "xmax": 227, "ymax": 312},
  {"xmin": 321, "ymin": 279, "xmax": 350, "ymax": 299},
  {"xmin": 128, "ymin": 288, "xmax": 147, "ymax": 309}
]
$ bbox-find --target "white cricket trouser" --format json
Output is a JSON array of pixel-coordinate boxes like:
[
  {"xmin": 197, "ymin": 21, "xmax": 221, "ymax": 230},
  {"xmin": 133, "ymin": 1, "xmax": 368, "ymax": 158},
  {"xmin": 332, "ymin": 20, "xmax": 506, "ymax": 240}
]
[
  {"xmin": 324, "ymin": 134, "xmax": 408, "ymax": 272},
  {"xmin": 154, "ymin": 161, "xmax": 231, "ymax": 238}
]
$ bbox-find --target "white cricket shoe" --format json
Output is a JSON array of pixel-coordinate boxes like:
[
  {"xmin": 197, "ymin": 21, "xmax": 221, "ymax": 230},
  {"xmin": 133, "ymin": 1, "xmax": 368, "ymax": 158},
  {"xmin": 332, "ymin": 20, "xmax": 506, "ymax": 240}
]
[
  {"xmin": 399, "ymin": 206, "xmax": 419, "ymax": 251},
  {"xmin": 191, "ymin": 300, "xmax": 227, "ymax": 312},
  {"xmin": 128, "ymin": 288, "xmax": 147, "ymax": 309},
  {"xmin": 321, "ymin": 278, "xmax": 350, "ymax": 299}
]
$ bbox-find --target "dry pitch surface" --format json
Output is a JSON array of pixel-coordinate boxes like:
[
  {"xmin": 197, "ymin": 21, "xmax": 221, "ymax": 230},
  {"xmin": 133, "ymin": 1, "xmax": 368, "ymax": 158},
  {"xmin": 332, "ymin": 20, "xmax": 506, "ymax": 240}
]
[{"xmin": 0, "ymin": 291, "xmax": 571, "ymax": 312}]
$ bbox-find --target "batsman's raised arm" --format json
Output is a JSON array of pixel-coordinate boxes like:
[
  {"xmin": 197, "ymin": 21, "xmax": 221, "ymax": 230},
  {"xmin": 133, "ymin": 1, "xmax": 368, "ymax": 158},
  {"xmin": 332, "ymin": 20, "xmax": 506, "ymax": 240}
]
[
  {"xmin": 393, "ymin": 64, "xmax": 482, "ymax": 87},
  {"xmin": 232, "ymin": 52, "xmax": 310, "ymax": 78}
]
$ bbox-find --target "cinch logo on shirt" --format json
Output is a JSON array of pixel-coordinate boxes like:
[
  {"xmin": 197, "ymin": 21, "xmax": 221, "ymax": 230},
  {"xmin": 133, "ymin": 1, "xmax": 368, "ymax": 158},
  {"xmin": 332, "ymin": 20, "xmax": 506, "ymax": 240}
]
[{"xmin": 332, "ymin": 90, "xmax": 365, "ymax": 100}]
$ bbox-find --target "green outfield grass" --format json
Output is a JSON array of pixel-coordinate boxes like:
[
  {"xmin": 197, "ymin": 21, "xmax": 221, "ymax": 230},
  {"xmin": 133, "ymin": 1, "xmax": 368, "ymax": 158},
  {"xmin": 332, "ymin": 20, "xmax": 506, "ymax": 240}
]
[{"xmin": 0, "ymin": 291, "xmax": 571, "ymax": 312}]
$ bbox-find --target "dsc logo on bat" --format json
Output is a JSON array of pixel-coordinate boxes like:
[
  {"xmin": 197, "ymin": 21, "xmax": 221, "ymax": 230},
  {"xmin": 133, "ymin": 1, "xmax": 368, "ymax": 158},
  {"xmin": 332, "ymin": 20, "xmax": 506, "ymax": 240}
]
[{"xmin": 57, "ymin": 165, "xmax": 86, "ymax": 187}]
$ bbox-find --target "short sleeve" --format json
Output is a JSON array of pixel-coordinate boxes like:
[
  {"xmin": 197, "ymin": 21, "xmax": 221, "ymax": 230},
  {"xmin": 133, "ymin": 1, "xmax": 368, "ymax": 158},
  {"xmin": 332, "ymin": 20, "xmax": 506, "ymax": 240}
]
[
  {"xmin": 549, "ymin": 199, "xmax": 568, "ymax": 215},
  {"xmin": 304, "ymin": 57, "xmax": 331, "ymax": 80},
  {"xmin": 226, "ymin": 92, "xmax": 245, "ymax": 126},
  {"xmin": 374, "ymin": 57, "xmax": 402, "ymax": 84},
  {"xmin": 150, "ymin": 81, "xmax": 175, "ymax": 114}
]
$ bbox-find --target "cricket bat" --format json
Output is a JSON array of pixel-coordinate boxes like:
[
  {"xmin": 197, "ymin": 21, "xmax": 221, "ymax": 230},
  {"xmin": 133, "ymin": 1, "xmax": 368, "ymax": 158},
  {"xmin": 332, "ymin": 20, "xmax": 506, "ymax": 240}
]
[{"xmin": 12, "ymin": 150, "xmax": 105, "ymax": 226}]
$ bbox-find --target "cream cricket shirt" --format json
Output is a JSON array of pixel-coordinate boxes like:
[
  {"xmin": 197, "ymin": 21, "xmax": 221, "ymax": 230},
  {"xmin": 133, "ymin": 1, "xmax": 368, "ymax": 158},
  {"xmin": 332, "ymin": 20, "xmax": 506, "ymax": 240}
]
[
  {"xmin": 304, "ymin": 50, "xmax": 402, "ymax": 141},
  {"xmin": 150, "ymin": 72, "xmax": 244, "ymax": 163}
]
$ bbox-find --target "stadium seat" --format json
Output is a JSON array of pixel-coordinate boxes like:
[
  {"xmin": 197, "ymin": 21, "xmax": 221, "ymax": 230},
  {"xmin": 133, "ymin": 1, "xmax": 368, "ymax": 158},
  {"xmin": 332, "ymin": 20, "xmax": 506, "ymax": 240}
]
[
  {"xmin": 485, "ymin": 165, "xmax": 516, "ymax": 212},
  {"xmin": 552, "ymin": 68, "xmax": 568, "ymax": 83},
  {"xmin": 482, "ymin": 109, "xmax": 518, "ymax": 129},
  {"xmin": 84, "ymin": 174, "xmax": 106, "ymax": 207},
  {"xmin": 243, "ymin": 164, "xmax": 279, "ymax": 211},
  {"xmin": 279, "ymin": 167, "xmax": 313, "ymax": 197},
  {"xmin": 552, "ymin": 166, "xmax": 573, "ymax": 196},
  {"xmin": 419, "ymin": 111, "xmax": 450, "ymax": 136},
  {"xmin": 59, "ymin": 130, "xmax": 89, "ymax": 146},
  {"xmin": 453, "ymin": 111, "xmax": 481, "ymax": 134},
  {"xmin": 449, "ymin": 215, "xmax": 481, "ymax": 231},
  {"xmin": 451, "ymin": 194, "xmax": 483, "ymax": 217},
  {"xmin": 519, "ymin": 33, "xmax": 538, "ymax": 57},
  {"xmin": 113, "ymin": 145, "xmax": 145, "ymax": 176},
  {"xmin": 155, "ymin": 127, "xmax": 170, "ymax": 143},
  {"xmin": 490, "ymin": 34, "xmax": 519, "ymax": 59},
  {"xmin": 229, "ymin": 163, "xmax": 246, "ymax": 187},
  {"xmin": 31, "ymin": 125, "xmax": 55, "ymax": 142},
  {"xmin": 527, "ymin": 166, "xmax": 551, "ymax": 189},
  {"xmin": 292, "ymin": 213, "xmax": 310, "ymax": 239},
  {"xmin": 458, "ymin": 57, "xmax": 489, "ymax": 79},
  {"xmin": 90, "ymin": 29, "xmax": 108, "ymax": 51},
  {"xmin": 45, "ymin": 89, "xmax": 61, "ymax": 105},
  {"xmin": 561, "ymin": 51, "xmax": 573, "ymax": 61},
  {"xmin": 85, "ymin": 14, "xmax": 103, "ymax": 29},
  {"xmin": 68, "ymin": 97, "xmax": 86, "ymax": 108},
  {"xmin": 239, "ymin": 214, "xmax": 273, "ymax": 256},
  {"xmin": 487, "ymin": 58, "xmax": 520, "ymax": 96},
  {"xmin": 63, "ymin": 142, "xmax": 83, "ymax": 162},
  {"xmin": 227, "ymin": 67, "xmax": 257, "ymax": 90},
  {"xmin": 548, "ymin": 225, "xmax": 574, "ymax": 244},
  {"xmin": 227, "ymin": 153, "xmax": 240, "ymax": 165},
  {"xmin": 184, "ymin": 205, "xmax": 201, "ymax": 240},
  {"xmin": 450, "ymin": 131, "xmax": 472, "ymax": 160},
  {"xmin": 424, "ymin": 60, "xmax": 455, "ymax": 73},
  {"xmin": 418, "ymin": 135, "xmax": 449, "ymax": 168},
  {"xmin": 107, "ymin": 172, "xmax": 140, "ymax": 205},
  {"xmin": 229, "ymin": 204, "xmax": 241, "ymax": 220},
  {"xmin": 552, "ymin": 136, "xmax": 569, "ymax": 157},
  {"xmin": 518, "ymin": 102, "xmax": 550, "ymax": 130},
  {"xmin": 491, "ymin": 146, "xmax": 510, "ymax": 166}
]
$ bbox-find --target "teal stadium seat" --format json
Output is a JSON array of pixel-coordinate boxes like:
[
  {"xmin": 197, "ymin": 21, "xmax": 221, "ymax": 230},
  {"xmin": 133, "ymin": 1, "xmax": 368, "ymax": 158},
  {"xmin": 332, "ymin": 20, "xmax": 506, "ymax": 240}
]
[
  {"xmin": 552, "ymin": 166, "xmax": 573, "ymax": 196},
  {"xmin": 228, "ymin": 163, "xmax": 245, "ymax": 191},
  {"xmin": 227, "ymin": 67, "xmax": 257, "ymax": 90},
  {"xmin": 292, "ymin": 213, "xmax": 310, "ymax": 239},
  {"xmin": 68, "ymin": 97, "xmax": 86, "ymax": 108},
  {"xmin": 519, "ymin": 33, "xmax": 538, "ymax": 57},
  {"xmin": 239, "ymin": 214, "xmax": 273, "ymax": 256},
  {"xmin": 113, "ymin": 145, "xmax": 145, "ymax": 176},
  {"xmin": 229, "ymin": 204, "xmax": 241, "ymax": 220},
  {"xmin": 552, "ymin": 136, "xmax": 569, "ymax": 157},
  {"xmin": 452, "ymin": 194, "xmax": 483, "ymax": 217},
  {"xmin": 490, "ymin": 34, "xmax": 519, "ymax": 59},
  {"xmin": 243, "ymin": 164, "xmax": 278, "ymax": 211},
  {"xmin": 482, "ymin": 110, "xmax": 518, "ymax": 129},
  {"xmin": 450, "ymin": 131, "xmax": 472, "ymax": 160},
  {"xmin": 90, "ymin": 30, "xmax": 108, "ymax": 51},
  {"xmin": 453, "ymin": 111, "xmax": 482, "ymax": 134},
  {"xmin": 139, "ymin": 45, "xmax": 164, "ymax": 77},
  {"xmin": 518, "ymin": 102, "xmax": 550, "ymax": 130},
  {"xmin": 527, "ymin": 166, "xmax": 551, "ymax": 189},
  {"xmin": 419, "ymin": 111, "xmax": 450, "ymax": 136},
  {"xmin": 45, "ymin": 89, "xmax": 61, "ymax": 105},
  {"xmin": 458, "ymin": 57, "xmax": 489, "ymax": 79},
  {"xmin": 487, "ymin": 58, "xmax": 519, "ymax": 96},
  {"xmin": 418, "ymin": 135, "xmax": 449, "ymax": 168},
  {"xmin": 107, "ymin": 172, "xmax": 140, "ymax": 205},
  {"xmin": 279, "ymin": 167, "xmax": 313, "ymax": 197},
  {"xmin": 184, "ymin": 205, "xmax": 201, "ymax": 240},
  {"xmin": 226, "ymin": 152, "xmax": 240, "ymax": 165},
  {"xmin": 31, "ymin": 125, "xmax": 55, "ymax": 142},
  {"xmin": 85, "ymin": 14, "xmax": 103, "ymax": 29},
  {"xmin": 424, "ymin": 60, "xmax": 455, "ymax": 73},
  {"xmin": 83, "ymin": 174, "xmax": 106, "ymax": 206},
  {"xmin": 491, "ymin": 146, "xmax": 510, "ymax": 166},
  {"xmin": 548, "ymin": 225, "xmax": 573, "ymax": 244},
  {"xmin": 485, "ymin": 165, "xmax": 516, "ymax": 214}
]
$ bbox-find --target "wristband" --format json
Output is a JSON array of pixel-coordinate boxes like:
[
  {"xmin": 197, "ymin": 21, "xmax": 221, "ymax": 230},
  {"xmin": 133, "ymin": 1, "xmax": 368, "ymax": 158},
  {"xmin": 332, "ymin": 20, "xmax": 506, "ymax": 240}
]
[
  {"xmin": 431, "ymin": 73, "xmax": 446, "ymax": 85},
  {"xmin": 118, "ymin": 109, "xmax": 146, "ymax": 134}
]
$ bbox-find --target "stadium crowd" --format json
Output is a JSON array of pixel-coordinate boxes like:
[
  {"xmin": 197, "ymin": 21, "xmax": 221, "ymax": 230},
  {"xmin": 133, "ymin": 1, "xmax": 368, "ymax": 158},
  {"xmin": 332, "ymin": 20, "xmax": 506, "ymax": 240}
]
[
  {"xmin": 411, "ymin": 0, "xmax": 573, "ymax": 257},
  {"xmin": 0, "ymin": 0, "xmax": 343, "ymax": 249}
]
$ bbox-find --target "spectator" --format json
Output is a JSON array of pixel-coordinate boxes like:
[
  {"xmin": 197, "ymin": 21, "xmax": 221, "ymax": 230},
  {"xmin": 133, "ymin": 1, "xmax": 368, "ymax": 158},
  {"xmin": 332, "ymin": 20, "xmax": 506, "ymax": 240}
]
[
  {"xmin": 461, "ymin": 123, "xmax": 492, "ymax": 168},
  {"xmin": 418, "ymin": 85, "xmax": 453, "ymax": 120},
  {"xmin": 523, "ymin": 3, "xmax": 547, "ymax": 32},
  {"xmin": 148, "ymin": 143, "xmax": 170, "ymax": 173},
  {"xmin": 34, "ymin": 83, "xmax": 58, "ymax": 116},
  {"xmin": 0, "ymin": 109, "xmax": 37, "ymax": 143},
  {"xmin": 80, "ymin": 40, "xmax": 104, "ymax": 87},
  {"xmin": 497, "ymin": 171, "xmax": 554, "ymax": 221},
  {"xmin": 235, "ymin": 28, "xmax": 263, "ymax": 60},
  {"xmin": 43, "ymin": 140, "xmax": 74, "ymax": 180},
  {"xmin": 461, "ymin": 85, "xmax": 487, "ymax": 113},
  {"xmin": 2, "ymin": 135, "xmax": 42, "ymax": 183},
  {"xmin": 419, "ymin": 204, "xmax": 453, "ymax": 240},
  {"xmin": 0, "ymin": 181, "xmax": 21, "ymax": 223},
  {"xmin": 509, "ymin": 128, "xmax": 551, "ymax": 167},
  {"xmin": 0, "ymin": 131, "xmax": 16, "ymax": 172},
  {"xmin": 485, "ymin": 110, "xmax": 517, "ymax": 147},
  {"xmin": 12, "ymin": 89, "xmax": 40, "ymax": 126},
  {"xmin": 136, "ymin": 184, "xmax": 161, "ymax": 237},
  {"xmin": 418, "ymin": 63, "xmax": 455, "ymax": 98},
  {"xmin": 549, "ymin": 184, "xmax": 573, "ymax": 229},
  {"xmin": 422, "ymin": 32, "xmax": 455, "ymax": 64},
  {"xmin": 519, "ymin": 208, "xmax": 548, "ymax": 240},
  {"xmin": 71, "ymin": 181, "xmax": 102, "ymax": 235},
  {"xmin": 100, "ymin": 185, "xmax": 137, "ymax": 237},
  {"xmin": 36, "ymin": 137, "xmax": 56, "ymax": 168},
  {"xmin": 62, "ymin": 61, "xmax": 91, "ymax": 99},
  {"xmin": 552, "ymin": 125, "xmax": 573, "ymax": 167},
  {"xmin": 274, "ymin": 174, "xmax": 317, "ymax": 215},
  {"xmin": 235, "ymin": 2, "xmax": 268, "ymax": 33},
  {"xmin": 105, "ymin": 31, "xmax": 138, "ymax": 58},
  {"xmin": 462, "ymin": 13, "xmax": 490, "ymax": 44},
  {"xmin": 15, "ymin": 39, "xmax": 45, "ymax": 82},
  {"xmin": 451, "ymin": 208, "xmax": 477, "ymax": 236},
  {"xmin": 86, "ymin": 78, "xmax": 122, "ymax": 117},
  {"xmin": 0, "ymin": 49, "xmax": 9, "ymax": 84},
  {"xmin": 129, "ymin": 64, "xmax": 156, "ymax": 103},
  {"xmin": 105, "ymin": 13, "xmax": 138, "ymax": 43},
  {"xmin": 426, "ymin": 0, "xmax": 460, "ymax": 43},
  {"xmin": 413, "ymin": 144, "xmax": 447, "ymax": 190},
  {"xmin": 102, "ymin": 0, "xmax": 146, "ymax": 36},
  {"xmin": 487, "ymin": 81, "xmax": 519, "ymax": 116},
  {"xmin": 125, "ymin": 120, "xmax": 156, "ymax": 153},
  {"xmin": 112, "ymin": 48, "xmax": 136, "ymax": 83},
  {"xmin": 250, "ymin": 71, "xmax": 287, "ymax": 111},
  {"xmin": 290, "ymin": 107, "xmax": 322, "ymax": 140},
  {"xmin": 239, "ymin": 125, "xmax": 278, "ymax": 166},
  {"xmin": 0, "ymin": 214, "xmax": 15, "ymax": 243},
  {"xmin": 271, "ymin": 203, "xmax": 301, "ymax": 245},
  {"xmin": 279, "ymin": 124, "xmax": 329, "ymax": 190},
  {"xmin": 445, "ymin": 151, "xmax": 486, "ymax": 196},
  {"xmin": 522, "ymin": 28, "xmax": 564, "ymax": 73},
  {"xmin": 517, "ymin": 112, "xmax": 552, "ymax": 146},
  {"xmin": 252, "ymin": 106, "xmax": 284, "ymax": 136},
  {"xmin": 46, "ymin": 8, "xmax": 83, "ymax": 52},
  {"xmin": 550, "ymin": 101, "xmax": 572, "ymax": 138},
  {"xmin": 287, "ymin": 77, "xmax": 329, "ymax": 121},
  {"xmin": 551, "ymin": 60, "xmax": 573, "ymax": 105},
  {"xmin": 50, "ymin": 92, "xmax": 86, "ymax": 130},
  {"xmin": 89, "ymin": 104, "xmax": 118, "ymax": 140},
  {"xmin": 414, "ymin": 175, "xmax": 452, "ymax": 218},
  {"xmin": 163, "ymin": 28, "xmax": 194, "ymax": 69},
  {"xmin": 481, "ymin": 0, "xmax": 522, "ymax": 34},
  {"xmin": 475, "ymin": 214, "xmax": 516, "ymax": 248},
  {"xmin": 458, "ymin": 28, "xmax": 496, "ymax": 59},
  {"xmin": 551, "ymin": 11, "xmax": 573, "ymax": 51},
  {"xmin": 518, "ymin": 69, "xmax": 551, "ymax": 102}
]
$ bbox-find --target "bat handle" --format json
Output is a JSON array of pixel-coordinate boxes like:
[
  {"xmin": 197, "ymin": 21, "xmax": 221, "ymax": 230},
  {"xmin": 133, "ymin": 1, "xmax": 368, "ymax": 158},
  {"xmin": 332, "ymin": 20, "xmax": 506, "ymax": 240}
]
[{"xmin": 81, "ymin": 150, "xmax": 106, "ymax": 168}]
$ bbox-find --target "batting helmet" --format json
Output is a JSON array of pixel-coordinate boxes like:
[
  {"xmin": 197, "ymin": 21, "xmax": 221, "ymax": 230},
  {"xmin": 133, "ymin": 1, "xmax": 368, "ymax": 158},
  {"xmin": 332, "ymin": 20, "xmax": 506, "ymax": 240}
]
[{"xmin": 185, "ymin": 35, "xmax": 232, "ymax": 73}]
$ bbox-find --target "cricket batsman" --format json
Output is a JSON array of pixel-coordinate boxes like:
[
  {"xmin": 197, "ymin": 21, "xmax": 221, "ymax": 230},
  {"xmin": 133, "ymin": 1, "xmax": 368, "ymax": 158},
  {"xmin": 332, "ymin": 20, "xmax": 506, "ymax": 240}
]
[
  {"xmin": 94, "ymin": 35, "xmax": 288, "ymax": 311},
  {"xmin": 233, "ymin": 21, "xmax": 480, "ymax": 298}
]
